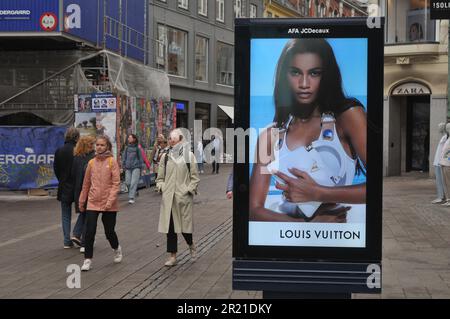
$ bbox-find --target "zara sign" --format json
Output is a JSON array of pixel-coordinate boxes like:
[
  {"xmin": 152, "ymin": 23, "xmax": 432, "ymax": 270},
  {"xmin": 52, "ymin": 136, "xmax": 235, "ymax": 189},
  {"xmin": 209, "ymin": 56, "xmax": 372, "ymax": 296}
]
[{"xmin": 392, "ymin": 82, "xmax": 431, "ymax": 96}]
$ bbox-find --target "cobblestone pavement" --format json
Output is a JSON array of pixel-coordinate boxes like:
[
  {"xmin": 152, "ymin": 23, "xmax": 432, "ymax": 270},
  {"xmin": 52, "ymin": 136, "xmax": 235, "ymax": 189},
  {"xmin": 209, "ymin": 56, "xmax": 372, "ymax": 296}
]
[{"xmin": 0, "ymin": 167, "xmax": 449, "ymax": 299}]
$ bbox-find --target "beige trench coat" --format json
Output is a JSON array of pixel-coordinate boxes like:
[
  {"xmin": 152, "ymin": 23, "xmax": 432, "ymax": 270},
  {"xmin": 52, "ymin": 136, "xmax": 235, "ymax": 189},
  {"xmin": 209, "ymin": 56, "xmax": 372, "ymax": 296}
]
[{"xmin": 156, "ymin": 149, "xmax": 200, "ymax": 234}]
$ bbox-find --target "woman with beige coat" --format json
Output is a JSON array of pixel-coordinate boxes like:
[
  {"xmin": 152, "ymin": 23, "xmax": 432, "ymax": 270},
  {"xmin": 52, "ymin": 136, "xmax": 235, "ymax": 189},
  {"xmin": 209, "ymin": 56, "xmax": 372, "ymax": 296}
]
[{"xmin": 156, "ymin": 129, "xmax": 200, "ymax": 266}]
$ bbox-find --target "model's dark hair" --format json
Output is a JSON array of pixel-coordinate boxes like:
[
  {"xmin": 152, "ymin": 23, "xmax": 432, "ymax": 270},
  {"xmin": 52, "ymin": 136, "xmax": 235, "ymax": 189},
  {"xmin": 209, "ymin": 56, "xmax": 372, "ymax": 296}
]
[{"xmin": 273, "ymin": 38, "xmax": 361, "ymax": 127}]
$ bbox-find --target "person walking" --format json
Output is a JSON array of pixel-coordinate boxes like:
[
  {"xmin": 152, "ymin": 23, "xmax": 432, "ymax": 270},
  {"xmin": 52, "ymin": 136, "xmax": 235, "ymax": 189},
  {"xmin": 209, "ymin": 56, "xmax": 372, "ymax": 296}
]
[
  {"xmin": 78, "ymin": 135, "xmax": 122, "ymax": 271},
  {"xmin": 211, "ymin": 135, "xmax": 221, "ymax": 174},
  {"xmin": 53, "ymin": 127, "xmax": 80, "ymax": 249},
  {"xmin": 70, "ymin": 136, "xmax": 96, "ymax": 253},
  {"xmin": 156, "ymin": 129, "xmax": 200, "ymax": 267},
  {"xmin": 196, "ymin": 140, "xmax": 205, "ymax": 174},
  {"xmin": 121, "ymin": 134, "xmax": 144, "ymax": 204},
  {"xmin": 150, "ymin": 134, "xmax": 169, "ymax": 178}
]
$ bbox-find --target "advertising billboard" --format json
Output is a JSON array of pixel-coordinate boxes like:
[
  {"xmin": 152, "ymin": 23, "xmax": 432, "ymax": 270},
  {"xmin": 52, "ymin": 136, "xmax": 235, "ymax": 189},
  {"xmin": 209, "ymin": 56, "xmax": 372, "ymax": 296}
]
[
  {"xmin": 0, "ymin": 0, "xmax": 59, "ymax": 32},
  {"xmin": 0, "ymin": 126, "xmax": 65, "ymax": 190},
  {"xmin": 233, "ymin": 18, "xmax": 383, "ymax": 264}
]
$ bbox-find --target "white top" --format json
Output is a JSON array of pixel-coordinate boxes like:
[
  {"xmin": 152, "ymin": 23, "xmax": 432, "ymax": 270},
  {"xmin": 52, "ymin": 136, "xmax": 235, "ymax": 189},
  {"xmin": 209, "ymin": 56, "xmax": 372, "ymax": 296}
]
[
  {"xmin": 266, "ymin": 113, "xmax": 357, "ymax": 218},
  {"xmin": 433, "ymin": 134, "xmax": 447, "ymax": 166},
  {"xmin": 439, "ymin": 137, "xmax": 450, "ymax": 167}
]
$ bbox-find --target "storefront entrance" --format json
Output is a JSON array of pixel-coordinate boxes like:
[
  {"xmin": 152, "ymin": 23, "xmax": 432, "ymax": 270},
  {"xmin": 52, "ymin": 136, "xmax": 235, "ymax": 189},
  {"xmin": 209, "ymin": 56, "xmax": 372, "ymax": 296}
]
[
  {"xmin": 387, "ymin": 91, "xmax": 431, "ymax": 176},
  {"xmin": 406, "ymin": 96, "xmax": 430, "ymax": 172}
]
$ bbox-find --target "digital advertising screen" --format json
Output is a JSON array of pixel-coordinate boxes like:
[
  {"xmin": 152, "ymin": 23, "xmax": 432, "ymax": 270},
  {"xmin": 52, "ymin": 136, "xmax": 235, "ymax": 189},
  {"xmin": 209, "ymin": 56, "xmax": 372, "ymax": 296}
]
[{"xmin": 233, "ymin": 18, "xmax": 383, "ymax": 263}]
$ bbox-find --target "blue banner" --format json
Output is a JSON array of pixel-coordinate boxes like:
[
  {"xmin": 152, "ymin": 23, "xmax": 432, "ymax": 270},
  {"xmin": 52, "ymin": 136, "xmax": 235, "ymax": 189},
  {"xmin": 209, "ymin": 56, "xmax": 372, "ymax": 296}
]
[
  {"xmin": 0, "ymin": 0, "xmax": 59, "ymax": 32},
  {"xmin": 0, "ymin": 126, "xmax": 65, "ymax": 190}
]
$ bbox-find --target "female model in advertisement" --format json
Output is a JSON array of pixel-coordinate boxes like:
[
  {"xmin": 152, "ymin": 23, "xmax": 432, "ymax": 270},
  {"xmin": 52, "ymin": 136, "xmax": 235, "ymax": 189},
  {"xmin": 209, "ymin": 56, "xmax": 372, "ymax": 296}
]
[{"xmin": 249, "ymin": 38, "xmax": 367, "ymax": 223}]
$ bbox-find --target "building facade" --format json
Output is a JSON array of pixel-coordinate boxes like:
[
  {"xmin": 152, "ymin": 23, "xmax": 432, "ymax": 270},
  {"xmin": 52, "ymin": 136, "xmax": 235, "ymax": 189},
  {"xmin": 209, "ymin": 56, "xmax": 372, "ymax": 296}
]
[
  {"xmin": 380, "ymin": 0, "xmax": 448, "ymax": 177},
  {"xmin": 263, "ymin": 0, "xmax": 366, "ymax": 18},
  {"xmin": 148, "ymin": 0, "xmax": 264, "ymax": 139}
]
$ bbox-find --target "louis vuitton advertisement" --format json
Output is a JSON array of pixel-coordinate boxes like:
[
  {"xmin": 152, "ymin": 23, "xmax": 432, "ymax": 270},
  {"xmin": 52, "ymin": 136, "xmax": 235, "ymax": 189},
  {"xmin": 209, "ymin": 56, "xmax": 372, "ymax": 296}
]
[{"xmin": 248, "ymin": 37, "xmax": 368, "ymax": 248}]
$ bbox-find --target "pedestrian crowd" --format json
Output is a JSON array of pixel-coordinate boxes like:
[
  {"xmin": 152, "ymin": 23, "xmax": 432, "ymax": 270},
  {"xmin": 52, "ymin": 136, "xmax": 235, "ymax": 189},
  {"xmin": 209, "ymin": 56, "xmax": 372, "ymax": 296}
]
[{"xmin": 53, "ymin": 127, "xmax": 227, "ymax": 271}]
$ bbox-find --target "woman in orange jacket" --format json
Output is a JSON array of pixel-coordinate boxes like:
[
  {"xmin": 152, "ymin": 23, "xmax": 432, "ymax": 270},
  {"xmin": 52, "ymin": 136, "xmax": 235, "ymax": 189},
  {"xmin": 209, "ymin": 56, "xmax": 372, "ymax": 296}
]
[{"xmin": 78, "ymin": 135, "xmax": 122, "ymax": 271}]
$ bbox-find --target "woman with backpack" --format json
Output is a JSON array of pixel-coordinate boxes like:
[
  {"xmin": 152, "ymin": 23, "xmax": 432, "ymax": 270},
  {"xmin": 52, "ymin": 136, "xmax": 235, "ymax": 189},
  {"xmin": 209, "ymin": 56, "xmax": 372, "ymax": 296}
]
[
  {"xmin": 78, "ymin": 135, "xmax": 122, "ymax": 271},
  {"xmin": 70, "ymin": 135, "xmax": 96, "ymax": 253},
  {"xmin": 121, "ymin": 134, "xmax": 144, "ymax": 204}
]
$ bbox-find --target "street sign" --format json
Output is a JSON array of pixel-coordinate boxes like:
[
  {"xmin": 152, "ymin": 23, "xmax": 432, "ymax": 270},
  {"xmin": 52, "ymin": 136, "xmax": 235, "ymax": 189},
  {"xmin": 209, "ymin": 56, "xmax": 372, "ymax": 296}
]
[
  {"xmin": 430, "ymin": 0, "xmax": 450, "ymax": 19},
  {"xmin": 233, "ymin": 18, "xmax": 384, "ymax": 296},
  {"xmin": 39, "ymin": 12, "xmax": 57, "ymax": 31}
]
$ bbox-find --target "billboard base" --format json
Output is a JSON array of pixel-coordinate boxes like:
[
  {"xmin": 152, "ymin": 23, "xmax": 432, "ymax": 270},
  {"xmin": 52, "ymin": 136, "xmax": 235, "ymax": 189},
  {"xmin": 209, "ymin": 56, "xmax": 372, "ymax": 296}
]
[{"xmin": 233, "ymin": 259, "xmax": 381, "ymax": 295}]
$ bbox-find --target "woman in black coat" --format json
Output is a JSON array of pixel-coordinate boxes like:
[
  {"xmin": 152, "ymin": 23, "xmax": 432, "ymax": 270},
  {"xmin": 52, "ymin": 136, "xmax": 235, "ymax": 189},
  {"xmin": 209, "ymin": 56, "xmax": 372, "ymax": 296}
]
[{"xmin": 71, "ymin": 136, "xmax": 96, "ymax": 252}]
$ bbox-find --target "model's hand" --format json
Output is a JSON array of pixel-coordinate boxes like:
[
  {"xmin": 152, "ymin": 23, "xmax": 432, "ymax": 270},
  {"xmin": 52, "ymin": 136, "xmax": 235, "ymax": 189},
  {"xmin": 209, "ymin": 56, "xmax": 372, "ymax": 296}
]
[
  {"xmin": 226, "ymin": 191, "xmax": 233, "ymax": 199},
  {"xmin": 79, "ymin": 205, "xmax": 85, "ymax": 213},
  {"xmin": 274, "ymin": 168, "xmax": 320, "ymax": 203}
]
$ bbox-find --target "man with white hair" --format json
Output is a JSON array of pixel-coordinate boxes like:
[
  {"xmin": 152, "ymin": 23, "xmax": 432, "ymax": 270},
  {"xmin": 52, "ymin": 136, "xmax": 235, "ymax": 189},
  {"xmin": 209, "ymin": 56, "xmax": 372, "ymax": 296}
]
[{"xmin": 156, "ymin": 129, "xmax": 200, "ymax": 266}]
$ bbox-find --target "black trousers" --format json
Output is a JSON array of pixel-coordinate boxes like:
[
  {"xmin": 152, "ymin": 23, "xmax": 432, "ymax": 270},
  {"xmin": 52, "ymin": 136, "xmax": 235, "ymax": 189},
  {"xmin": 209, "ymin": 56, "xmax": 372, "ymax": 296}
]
[
  {"xmin": 84, "ymin": 211, "xmax": 119, "ymax": 259},
  {"xmin": 212, "ymin": 162, "xmax": 220, "ymax": 173},
  {"xmin": 167, "ymin": 213, "xmax": 192, "ymax": 253}
]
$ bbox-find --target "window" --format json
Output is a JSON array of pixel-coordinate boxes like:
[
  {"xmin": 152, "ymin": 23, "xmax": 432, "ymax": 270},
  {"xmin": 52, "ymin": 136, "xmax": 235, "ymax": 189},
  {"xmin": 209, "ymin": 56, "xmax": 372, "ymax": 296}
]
[
  {"xmin": 319, "ymin": 4, "xmax": 326, "ymax": 17},
  {"xmin": 198, "ymin": 0, "xmax": 208, "ymax": 16},
  {"xmin": 195, "ymin": 36, "xmax": 208, "ymax": 82},
  {"xmin": 216, "ymin": 42, "xmax": 234, "ymax": 86},
  {"xmin": 216, "ymin": 0, "xmax": 225, "ymax": 22},
  {"xmin": 178, "ymin": 0, "xmax": 188, "ymax": 10},
  {"xmin": 386, "ymin": 0, "xmax": 436, "ymax": 44},
  {"xmin": 234, "ymin": 0, "xmax": 243, "ymax": 18},
  {"xmin": 157, "ymin": 25, "xmax": 187, "ymax": 77},
  {"xmin": 250, "ymin": 4, "xmax": 257, "ymax": 18}
]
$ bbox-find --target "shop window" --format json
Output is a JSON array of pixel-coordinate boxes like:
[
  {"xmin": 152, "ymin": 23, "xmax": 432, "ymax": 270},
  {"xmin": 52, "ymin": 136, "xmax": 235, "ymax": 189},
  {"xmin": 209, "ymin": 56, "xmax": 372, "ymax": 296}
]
[{"xmin": 386, "ymin": 0, "xmax": 436, "ymax": 44}]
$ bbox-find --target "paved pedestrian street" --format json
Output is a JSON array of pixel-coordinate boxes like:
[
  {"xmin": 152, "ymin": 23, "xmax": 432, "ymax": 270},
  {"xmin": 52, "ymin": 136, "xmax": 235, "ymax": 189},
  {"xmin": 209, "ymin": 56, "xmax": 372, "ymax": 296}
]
[{"xmin": 1, "ymin": 166, "xmax": 450, "ymax": 299}]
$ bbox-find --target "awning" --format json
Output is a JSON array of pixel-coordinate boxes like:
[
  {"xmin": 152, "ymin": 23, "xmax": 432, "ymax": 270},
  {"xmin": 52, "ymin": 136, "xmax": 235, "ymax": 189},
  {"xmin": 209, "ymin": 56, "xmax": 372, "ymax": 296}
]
[{"xmin": 218, "ymin": 105, "xmax": 234, "ymax": 122}]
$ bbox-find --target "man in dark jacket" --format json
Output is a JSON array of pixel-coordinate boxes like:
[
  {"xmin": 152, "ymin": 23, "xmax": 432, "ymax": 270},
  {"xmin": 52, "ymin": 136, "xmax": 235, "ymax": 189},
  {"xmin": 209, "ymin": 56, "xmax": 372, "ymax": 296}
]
[{"xmin": 53, "ymin": 127, "xmax": 80, "ymax": 249}]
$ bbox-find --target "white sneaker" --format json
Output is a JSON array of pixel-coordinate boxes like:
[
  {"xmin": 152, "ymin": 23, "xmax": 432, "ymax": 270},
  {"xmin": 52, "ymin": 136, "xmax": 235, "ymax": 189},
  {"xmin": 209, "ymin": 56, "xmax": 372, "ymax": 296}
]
[
  {"xmin": 442, "ymin": 201, "xmax": 450, "ymax": 207},
  {"xmin": 81, "ymin": 259, "xmax": 92, "ymax": 271},
  {"xmin": 80, "ymin": 247, "xmax": 85, "ymax": 253},
  {"xmin": 114, "ymin": 246, "xmax": 122, "ymax": 263},
  {"xmin": 189, "ymin": 244, "xmax": 197, "ymax": 260},
  {"xmin": 164, "ymin": 256, "xmax": 177, "ymax": 267},
  {"xmin": 432, "ymin": 198, "xmax": 445, "ymax": 204},
  {"xmin": 128, "ymin": 199, "xmax": 135, "ymax": 204}
]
